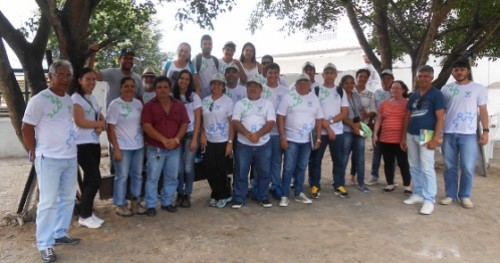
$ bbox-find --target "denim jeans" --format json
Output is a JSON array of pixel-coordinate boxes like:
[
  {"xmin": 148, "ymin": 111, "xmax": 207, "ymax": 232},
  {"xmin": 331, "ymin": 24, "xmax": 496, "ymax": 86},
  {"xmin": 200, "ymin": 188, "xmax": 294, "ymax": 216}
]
[
  {"xmin": 370, "ymin": 140, "xmax": 382, "ymax": 178},
  {"xmin": 177, "ymin": 132, "xmax": 198, "ymax": 195},
  {"xmin": 113, "ymin": 147, "xmax": 144, "ymax": 206},
  {"xmin": 34, "ymin": 156, "xmax": 77, "ymax": 250},
  {"xmin": 269, "ymin": 135, "xmax": 283, "ymax": 197},
  {"xmin": 308, "ymin": 134, "xmax": 345, "ymax": 189},
  {"xmin": 442, "ymin": 133, "xmax": 478, "ymax": 200},
  {"xmin": 343, "ymin": 132, "xmax": 366, "ymax": 186},
  {"xmin": 233, "ymin": 141, "xmax": 272, "ymax": 203},
  {"xmin": 282, "ymin": 141, "xmax": 311, "ymax": 197},
  {"xmin": 145, "ymin": 145, "xmax": 180, "ymax": 208},
  {"xmin": 407, "ymin": 133, "xmax": 437, "ymax": 202}
]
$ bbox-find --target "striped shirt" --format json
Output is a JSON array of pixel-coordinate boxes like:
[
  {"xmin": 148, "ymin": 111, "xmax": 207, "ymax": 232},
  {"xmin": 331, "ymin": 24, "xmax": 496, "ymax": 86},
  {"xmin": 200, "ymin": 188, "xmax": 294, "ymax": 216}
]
[{"xmin": 379, "ymin": 99, "xmax": 408, "ymax": 144}]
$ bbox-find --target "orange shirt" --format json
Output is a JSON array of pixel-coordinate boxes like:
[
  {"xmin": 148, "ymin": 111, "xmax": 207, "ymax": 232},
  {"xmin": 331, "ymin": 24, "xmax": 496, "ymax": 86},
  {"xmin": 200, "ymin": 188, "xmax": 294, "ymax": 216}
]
[{"xmin": 379, "ymin": 99, "xmax": 408, "ymax": 144}]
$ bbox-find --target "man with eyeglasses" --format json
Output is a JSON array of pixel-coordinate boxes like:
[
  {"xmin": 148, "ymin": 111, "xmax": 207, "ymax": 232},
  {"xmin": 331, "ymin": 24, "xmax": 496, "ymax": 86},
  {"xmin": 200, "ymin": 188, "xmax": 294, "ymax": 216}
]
[
  {"xmin": 401, "ymin": 65, "xmax": 445, "ymax": 215},
  {"xmin": 22, "ymin": 60, "xmax": 81, "ymax": 263}
]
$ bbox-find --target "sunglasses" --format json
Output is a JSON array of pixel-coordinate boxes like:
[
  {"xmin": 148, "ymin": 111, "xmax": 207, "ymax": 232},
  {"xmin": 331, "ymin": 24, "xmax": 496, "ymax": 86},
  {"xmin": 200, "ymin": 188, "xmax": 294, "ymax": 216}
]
[
  {"xmin": 416, "ymin": 97, "xmax": 424, "ymax": 109},
  {"xmin": 209, "ymin": 102, "xmax": 214, "ymax": 112}
]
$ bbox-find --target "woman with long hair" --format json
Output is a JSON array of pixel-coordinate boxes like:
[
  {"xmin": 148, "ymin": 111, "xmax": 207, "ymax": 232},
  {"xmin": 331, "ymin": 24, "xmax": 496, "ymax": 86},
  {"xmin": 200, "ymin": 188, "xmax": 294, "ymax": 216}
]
[
  {"xmin": 162, "ymin": 42, "xmax": 201, "ymax": 94},
  {"xmin": 239, "ymin": 42, "xmax": 262, "ymax": 81}
]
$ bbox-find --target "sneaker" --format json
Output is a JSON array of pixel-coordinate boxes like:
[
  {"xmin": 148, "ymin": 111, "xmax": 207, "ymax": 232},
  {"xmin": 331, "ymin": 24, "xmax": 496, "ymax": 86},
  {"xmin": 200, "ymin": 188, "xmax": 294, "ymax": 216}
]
[
  {"xmin": 358, "ymin": 185, "xmax": 370, "ymax": 193},
  {"xmin": 279, "ymin": 197, "xmax": 289, "ymax": 207},
  {"xmin": 181, "ymin": 195, "xmax": 191, "ymax": 208},
  {"xmin": 146, "ymin": 208, "xmax": 156, "ymax": 217},
  {"xmin": 403, "ymin": 194, "xmax": 424, "ymax": 205},
  {"xmin": 91, "ymin": 213, "xmax": 104, "ymax": 224},
  {"xmin": 295, "ymin": 192, "xmax": 313, "ymax": 204},
  {"xmin": 310, "ymin": 186, "xmax": 320, "ymax": 199},
  {"xmin": 440, "ymin": 197, "xmax": 453, "ymax": 205},
  {"xmin": 419, "ymin": 202, "xmax": 434, "ymax": 215},
  {"xmin": 232, "ymin": 202, "xmax": 244, "ymax": 209},
  {"xmin": 78, "ymin": 216, "xmax": 101, "ymax": 229},
  {"xmin": 365, "ymin": 176, "xmax": 379, "ymax": 185},
  {"xmin": 209, "ymin": 198, "xmax": 217, "ymax": 207},
  {"xmin": 216, "ymin": 196, "xmax": 233, "ymax": 208},
  {"xmin": 131, "ymin": 198, "xmax": 147, "ymax": 215},
  {"xmin": 161, "ymin": 205, "xmax": 178, "ymax": 213},
  {"xmin": 261, "ymin": 200, "xmax": 273, "ymax": 208},
  {"xmin": 54, "ymin": 235, "xmax": 80, "ymax": 245},
  {"xmin": 175, "ymin": 194, "xmax": 184, "ymax": 207},
  {"xmin": 115, "ymin": 205, "xmax": 132, "ymax": 217},
  {"xmin": 461, "ymin": 198, "xmax": 473, "ymax": 208},
  {"xmin": 40, "ymin": 248, "xmax": 56, "ymax": 263},
  {"xmin": 334, "ymin": 186, "xmax": 349, "ymax": 198}
]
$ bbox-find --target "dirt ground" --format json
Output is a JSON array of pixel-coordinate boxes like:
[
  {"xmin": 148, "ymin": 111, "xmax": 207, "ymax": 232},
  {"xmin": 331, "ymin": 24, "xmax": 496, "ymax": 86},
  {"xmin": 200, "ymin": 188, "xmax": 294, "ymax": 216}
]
[{"xmin": 1, "ymin": 144, "xmax": 500, "ymax": 263}]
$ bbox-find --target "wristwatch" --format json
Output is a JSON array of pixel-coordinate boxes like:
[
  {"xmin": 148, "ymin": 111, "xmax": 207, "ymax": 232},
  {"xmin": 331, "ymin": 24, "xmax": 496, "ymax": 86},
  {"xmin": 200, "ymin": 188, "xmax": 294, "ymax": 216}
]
[
  {"xmin": 483, "ymin": 128, "xmax": 489, "ymax": 133},
  {"xmin": 329, "ymin": 117, "xmax": 334, "ymax": 124}
]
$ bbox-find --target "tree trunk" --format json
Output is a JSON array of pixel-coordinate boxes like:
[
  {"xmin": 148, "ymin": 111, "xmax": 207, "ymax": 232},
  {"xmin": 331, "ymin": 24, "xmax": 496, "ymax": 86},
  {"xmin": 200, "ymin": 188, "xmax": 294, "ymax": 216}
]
[{"xmin": 373, "ymin": 0, "xmax": 392, "ymax": 71}]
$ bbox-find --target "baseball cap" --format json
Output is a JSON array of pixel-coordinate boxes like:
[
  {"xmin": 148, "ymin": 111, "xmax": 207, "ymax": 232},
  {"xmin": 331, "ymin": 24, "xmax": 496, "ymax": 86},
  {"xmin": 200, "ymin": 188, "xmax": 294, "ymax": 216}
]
[
  {"xmin": 119, "ymin": 48, "xmax": 134, "ymax": 57},
  {"xmin": 223, "ymin": 41, "xmax": 236, "ymax": 50},
  {"xmin": 210, "ymin": 73, "xmax": 226, "ymax": 84},
  {"xmin": 380, "ymin": 69, "xmax": 394, "ymax": 77},
  {"xmin": 225, "ymin": 62, "xmax": 239, "ymax": 73},
  {"xmin": 246, "ymin": 75, "xmax": 263, "ymax": 88},
  {"xmin": 323, "ymin": 63, "xmax": 337, "ymax": 72},
  {"xmin": 302, "ymin": 61, "xmax": 315, "ymax": 70},
  {"xmin": 296, "ymin": 73, "xmax": 311, "ymax": 83},
  {"xmin": 142, "ymin": 67, "xmax": 156, "ymax": 77}
]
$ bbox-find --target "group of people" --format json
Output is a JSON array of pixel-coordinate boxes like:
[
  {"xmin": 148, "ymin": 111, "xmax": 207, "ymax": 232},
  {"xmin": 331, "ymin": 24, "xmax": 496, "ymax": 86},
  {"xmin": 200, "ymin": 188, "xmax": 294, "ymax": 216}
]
[{"xmin": 21, "ymin": 33, "xmax": 489, "ymax": 263}]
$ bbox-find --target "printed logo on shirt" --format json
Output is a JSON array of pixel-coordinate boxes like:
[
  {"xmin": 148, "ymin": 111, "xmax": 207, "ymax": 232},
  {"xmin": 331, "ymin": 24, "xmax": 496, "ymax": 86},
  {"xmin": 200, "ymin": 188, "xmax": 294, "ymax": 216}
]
[
  {"xmin": 42, "ymin": 93, "xmax": 63, "ymax": 118},
  {"xmin": 289, "ymin": 93, "xmax": 303, "ymax": 110},
  {"xmin": 452, "ymin": 112, "xmax": 475, "ymax": 130},
  {"xmin": 117, "ymin": 101, "xmax": 132, "ymax": 119}
]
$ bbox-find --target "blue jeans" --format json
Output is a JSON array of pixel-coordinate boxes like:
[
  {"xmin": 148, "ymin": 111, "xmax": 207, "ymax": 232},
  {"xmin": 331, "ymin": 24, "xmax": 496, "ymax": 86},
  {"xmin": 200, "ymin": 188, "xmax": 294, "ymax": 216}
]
[
  {"xmin": 233, "ymin": 141, "xmax": 272, "ymax": 203},
  {"xmin": 113, "ymin": 147, "xmax": 144, "ymax": 206},
  {"xmin": 343, "ymin": 132, "xmax": 365, "ymax": 186},
  {"xmin": 282, "ymin": 141, "xmax": 311, "ymax": 197},
  {"xmin": 370, "ymin": 140, "xmax": 382, "ymax": 178},
  {"xmin": 269, "ymin": 135, "xmax": 283, "ymax": 198},
  {"xmin": 145, "ymin": 146, "xmax": 180, "ymax": 208},
  {"xmin": 308, "ymin": 134, "xmax": 345, "ymax": 189},
  {"xmin": 34, "ymin": 156, "xmax": 77, "ymax": 250},
  {"xmin": 407, "ymin": 133, "xmax": 437, "ymax": 202},
  {"xmin": 442, "ymin": 133, "xmax": 478, "ymax": 200},
  {"xmin": 177, "ymin": 133, "xmax": 198, "ymax": 195}
]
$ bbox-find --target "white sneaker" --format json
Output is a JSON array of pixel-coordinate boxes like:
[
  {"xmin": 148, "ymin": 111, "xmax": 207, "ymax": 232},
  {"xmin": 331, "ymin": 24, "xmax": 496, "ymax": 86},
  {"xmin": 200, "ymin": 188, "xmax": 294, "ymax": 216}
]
[
  {"xmin": 440, "ymin": 197, "xmax": 453, "ymax": 205},
  {"xmin": 295, "ymin": 192, "xmax": 313, "ymax": 204},
  {"xmin": 461, "ymin": 198, "xmax": 473, "ymax": 208},
  {"xmin": 209, "ymin": 198, "xmax": 217, "ymax": 207},
  {"xmin": 365, "ymin": 176, "xmax": 379, "ymax": 185},
  {"xmin": 79, "ymin": 216, "xmax": 102, "ymax": 229},
  {"xmin": 403, "ymin": 194, "xmax": 424, "ymax": 205},
  {"xmin": 279, "ymin": 197, "xmax": 289, "ymax": 207},
  {"xmin": 419, "ymin": 202, "xmax": 434, "ymax": 215},
  {"xmin": 91, "ymin": 213, "xmax": 104, "ymax": 224}
]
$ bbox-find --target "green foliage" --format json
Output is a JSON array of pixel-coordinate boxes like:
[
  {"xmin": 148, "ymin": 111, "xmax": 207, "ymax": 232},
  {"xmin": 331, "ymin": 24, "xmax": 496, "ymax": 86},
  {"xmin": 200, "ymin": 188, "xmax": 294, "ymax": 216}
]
[{"xmin": 173, "ymin": 0, "xmax": 236, "ymax": 30}]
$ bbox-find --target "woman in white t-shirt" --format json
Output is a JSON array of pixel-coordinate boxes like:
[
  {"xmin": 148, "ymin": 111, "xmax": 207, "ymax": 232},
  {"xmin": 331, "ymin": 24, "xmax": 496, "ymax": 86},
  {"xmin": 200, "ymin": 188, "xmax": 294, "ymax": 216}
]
[
  {"xmin": 200, "ymin": 73, "xmax": 234, "ymax": 208},
  {"xmin": 107, "ymin": 77, "xmax": 145, "ymax": 217},
  {"xmin": 161, "ymin": 42, "xmax": 201, "ymax": 94},
  {"xmin": 72, "ymin": 67, "xmax": 106, "ymax": 228},
  {"xmin": 172, "ymin": 69, "xmax": 202, "ymax": 208}
]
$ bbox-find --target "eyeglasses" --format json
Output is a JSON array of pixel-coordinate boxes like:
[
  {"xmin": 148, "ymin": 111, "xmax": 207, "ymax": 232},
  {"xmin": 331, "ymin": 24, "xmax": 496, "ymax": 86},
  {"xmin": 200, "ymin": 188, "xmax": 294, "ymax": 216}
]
[
  {"xmin": 209, "ymin": 102, "xmax": 214, "ymax": 112},
  {"xmin": 416, "ymin": 97, "xmax": 424, "ymax": 109},
  {"xmin": 52, "ymin": 73, "xmax": 72, "ymax": 80}
]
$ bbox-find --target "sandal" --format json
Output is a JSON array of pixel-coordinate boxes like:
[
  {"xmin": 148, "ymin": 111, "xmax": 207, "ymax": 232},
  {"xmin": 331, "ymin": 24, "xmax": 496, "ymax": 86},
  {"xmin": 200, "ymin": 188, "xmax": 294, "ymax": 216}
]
[{"xmin": 383, "ymin": 185, "xmax": 396, "ymax": 193}]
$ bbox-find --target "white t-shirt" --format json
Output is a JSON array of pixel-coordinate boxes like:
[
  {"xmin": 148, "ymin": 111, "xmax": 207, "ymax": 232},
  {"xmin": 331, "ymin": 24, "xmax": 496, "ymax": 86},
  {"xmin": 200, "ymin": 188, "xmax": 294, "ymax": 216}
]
[
  {"xmin": 181, "ymin": 93, "xmax": 202, "ymax": 133},
  {"xmin": 218, "ymin": 58, "xmax": 234, "ymax": 74},
  {"xmin": 289, "ymin": 81, "xmax": 320, "ymax": 92},
  {"xmin": 164, "ymin": 61, "xmax": 197, "ymax": 81},
  {"xmin": 262, "ymin": 83, "xmax": 289, "ymax": 136},
  {"xmin": 354, "ymin": 88, "xmax": 374, "ymax": 114},
  {"xmin": 232, "ymin": 97, "xmax": 276, "ymax": 146},
  {"xmin": 202, "ymin": 95, "xmax": 233, "ymax": 143},
  {"xmin": 22, "ymin": 89, "xmax": 76, "ymax": 158},
  {"xmin": 225, "ymin": 84, "xmax": 247, "ymax": 105},
  {"xmin": 372, "ymin": 89, "xmax": 391, "ymax": 113},
  {"xmin": 194, "ymin": 56, "xmax": 219, "ymax": 99},
  {"xmin": 142, "ymin": 91, "xmax": 156, "ymax": 105},
  {"xmin": 71, "ymin": 93, "xmax": 101, "ymax": 144},
  {"xmin": 107, "ymin": 98, "xmax": 144, "ymax": 150},
  {"xmin": 277, "ymin": 90, "xmax": 324, "ymax": 143},
  {"xmin": 317, "ymin": 85, "xmax": 349, "ymax": 135},
  {"xmin": 442, "ymin": 81, "xmax": 488, "ymax": 134}
]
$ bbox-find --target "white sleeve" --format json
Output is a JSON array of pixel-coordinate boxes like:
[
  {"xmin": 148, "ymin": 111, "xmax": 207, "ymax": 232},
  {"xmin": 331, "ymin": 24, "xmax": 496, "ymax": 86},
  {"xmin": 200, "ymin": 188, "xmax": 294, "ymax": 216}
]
[
  {"xmin": 106, "ymin": 101, "xmax": 119, "ymax": 125},
  {"xmin": 478, "ymin": 85, "xmax": 488, "ymax": 106},
  {"xmin": 266, "ymin": 100, "xmax": 276, "ymax": 122},
  {"xmin": 193, "ymin": 94, "xmax": 202, "ymax": 109},
  {"xmin": 232, "ymin": 101, "xmax": 243, "ymax": 121},
  {"xmin": 22, "ymin": 96, "xmax": 43, "ymax": 126},
  {"xmin": 276, "ymin": 95, "xmax": 290, "ymax": 116}
]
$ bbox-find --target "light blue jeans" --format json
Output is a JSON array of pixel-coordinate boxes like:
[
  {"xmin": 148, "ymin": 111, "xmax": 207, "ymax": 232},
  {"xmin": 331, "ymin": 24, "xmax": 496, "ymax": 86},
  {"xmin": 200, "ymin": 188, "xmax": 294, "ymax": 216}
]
[
  {"xmin": 145, "ymin": 145, "xmax": 180, "ymax": 208},
  {"xmin": 442, "ymin": 133, "xmax": 478, "ymax": 200},
  {"xmin": 177, "ymin": 133, "xmax": 198, "ymax": 195},
  {"xmin": 407, "ymin": 133, "xmax": 437, "ymax": 203},
  {"xmin": 113, "ymin": 147, "xmax": 144, "ymax": 206},
  {"xmin": 282, "ymin": 141, "xmax": 311, "ymax": 198},
  {"xmin": 35, "ymin": 156, "xmax": 77, "ymax": 250}
]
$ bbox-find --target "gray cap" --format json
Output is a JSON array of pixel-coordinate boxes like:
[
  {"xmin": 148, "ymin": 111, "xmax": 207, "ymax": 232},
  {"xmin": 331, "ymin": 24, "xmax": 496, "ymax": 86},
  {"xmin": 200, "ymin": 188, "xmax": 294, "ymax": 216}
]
[
  {"xmin": 295, "ymin": 73, "xmax": 311, "ymax": 83},
  {"xmin": 323, "ymin": 63, "xmax": 337, "ymax": 72},
  {"xmin": 210, "ymin": 73, "xmax": 226, "ymax": 84},
  {"xmin": 246, "ymin": 75, "xmax": 263, "ymax": 88},
  {"xmin": 224, "ymin": 62, "xmax": 239, "ymax": 73},
  {"xmin": 302, "ymin": 61, "xmax": 315, "ymax": 70},
  {"xmin": 380, "ymin": 69, "xmax": 394, "ymax": 77},
  {"xmin": 142, "ymin": 67, "xmax": 156, "ymax": 77}
]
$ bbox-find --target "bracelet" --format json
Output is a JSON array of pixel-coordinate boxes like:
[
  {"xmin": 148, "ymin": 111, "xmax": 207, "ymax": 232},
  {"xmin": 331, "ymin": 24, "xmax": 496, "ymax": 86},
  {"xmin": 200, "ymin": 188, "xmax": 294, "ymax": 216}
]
[
  {"xmin": 228, "ymin": 140, "xmax": 233, "ymax": 144},
  {"xmin": 316, "ymin": 139, "xmax": 321, "ymax": 143},
  {"xmin": 483, "ymin": 128, "xmax": 489, "ymax": 133},
  {"xmin": 174, "ymin": 137, "xmax": 180, "ymax": 144}
]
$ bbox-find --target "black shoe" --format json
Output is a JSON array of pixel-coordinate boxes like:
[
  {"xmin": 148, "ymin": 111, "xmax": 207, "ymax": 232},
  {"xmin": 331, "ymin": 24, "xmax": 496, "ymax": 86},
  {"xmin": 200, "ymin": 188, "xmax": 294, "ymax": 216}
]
[
  {"xmin": 54, "ymin": 235, "xmax": 80, "ymax": 245},
  {"xmin": 40, "ymin": 247, "xmax": 56, "ymax": 263},
  {"xmin": 260, "ymin": 200, "xmax": 272, "ymax": 208},
  {"xmin": 146, "ymin": 208, "xmax": 156, "ymax": 217},
  {"xmin": 175, "ymin": 194, "xmax": 184, "ymax": 207},
  {"xmin": 404, "ymin": 189, "xmax": 413, "ymax": 196},
  {"xmin": 161, "ymin": 205, "xmax": 178, "ymax": 213},
  {"xmin": 181, "ymin": 194, "xmax": 191, "ymax": 208},
  {"xmin": 383, "ymin": 187, "xmax": 395, "ymax": 193}
]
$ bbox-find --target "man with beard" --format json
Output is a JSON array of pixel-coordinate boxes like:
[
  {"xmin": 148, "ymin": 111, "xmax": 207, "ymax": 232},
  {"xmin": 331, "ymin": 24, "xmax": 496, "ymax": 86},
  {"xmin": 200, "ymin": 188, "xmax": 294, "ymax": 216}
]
[{"xmin": 193, "ymin": 35, "xmax": 219, "ymax": 98}]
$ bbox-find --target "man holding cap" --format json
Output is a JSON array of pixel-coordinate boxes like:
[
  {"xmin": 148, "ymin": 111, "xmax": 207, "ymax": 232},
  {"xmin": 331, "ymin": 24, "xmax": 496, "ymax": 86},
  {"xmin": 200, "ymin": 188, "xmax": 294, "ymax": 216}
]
[
  {"xmin": 224, "ymin": 62, "xmax": 247, "ymax": 104},
  {"xmin": 141, "ymin": 67, "xmax": 157, "ymax": 104},
  {"xmin": 219, "ymin": 41, "xmax": 247, "ymax": 83},
  {"xmin": 277, "ymin": 73, "xmax": 323, "ymax": 207},
  {"xmin": 308, "ymin": 63, "xmax": 349, "ymax": 198},
  {"xmin": 289, "ymin": 61, "xmax": 320, "ymax": 92},
  {"xmin": 231, "ymin": 75, "xmax": 276, "ymax": 208}
]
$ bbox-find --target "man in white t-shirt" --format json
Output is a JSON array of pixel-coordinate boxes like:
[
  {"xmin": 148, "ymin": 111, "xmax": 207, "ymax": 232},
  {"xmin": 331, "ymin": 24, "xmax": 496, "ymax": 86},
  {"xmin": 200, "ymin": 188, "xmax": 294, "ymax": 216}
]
[
  {"xmin": 308, "ymin": 63, "xmax": 349, "ymax": 199},
  {"xmin": 440, "ymin": 58, "xmax": 489, "ymax": 209},
  {"xmin": 289, "ymin": 61, "xmax": 320, "ymax": 92},
  {"xmin": 22, "ymin": 60, "xmax": 80, "ymax": 263},
  {"xmin": 231, "ymin": 75, "xmax": 276, "ymax": 208},
  {"xmin": 141, "ymin": 67, "xmax": 156, "ymax": 104},
  {"xmin": 277, "ymin": 73, "xmax": 323, "ymax": 207},
  {"xmin": 219, "ymin": 41, "xmax": 247, "ymax": 83},
  {"xmin": 224, "ymin": 62, "xmax": 247, "ymax": 104},
  {"xmin": 193, "ymin": 35, "xmax": 219, "ymax": 99}
]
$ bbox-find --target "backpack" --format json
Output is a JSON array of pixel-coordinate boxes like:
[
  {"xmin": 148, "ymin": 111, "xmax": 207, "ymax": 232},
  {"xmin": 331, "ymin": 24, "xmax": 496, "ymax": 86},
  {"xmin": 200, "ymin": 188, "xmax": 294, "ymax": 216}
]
[
  {"xmin": 163, "ymin": 60, "xmax": 196, "ymax": 84},
  {"xmin": 314, "ymin": 85, "xmax": 343, "ymax": 98},
  {"xmin": 195, "ymin": 53, "xmax": 219, "ymax": 72}
]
